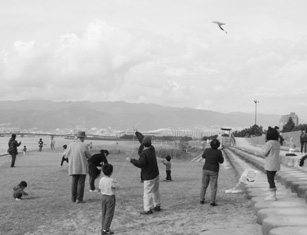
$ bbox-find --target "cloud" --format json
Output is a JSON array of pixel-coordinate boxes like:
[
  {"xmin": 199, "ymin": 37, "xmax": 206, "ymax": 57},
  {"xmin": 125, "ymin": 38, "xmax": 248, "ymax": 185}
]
[{"xmin": 0, "ymin": 17, "xmax": 307, "ymax": 120}]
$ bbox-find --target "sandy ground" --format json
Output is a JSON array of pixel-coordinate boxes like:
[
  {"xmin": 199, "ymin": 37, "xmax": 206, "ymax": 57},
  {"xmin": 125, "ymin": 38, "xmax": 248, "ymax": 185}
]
[{"xmin": 0, "ymin": 142, "xmax": 261, "ymax": 235}]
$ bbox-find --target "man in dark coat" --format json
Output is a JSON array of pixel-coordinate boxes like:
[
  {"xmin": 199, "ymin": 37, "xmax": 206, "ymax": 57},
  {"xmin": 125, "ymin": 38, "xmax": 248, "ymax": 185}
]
[
  {"xmin": 8, "ymin": 134, "xmax": 21, "ymax": 168},
  {"xmin": 135, "ymin": 130, "xmax": 145, "ymax": 182},
  {"xmin": 127, "ymin": 135, "xmax": 161, "ymax": 215},
  {"xmin": 88, "ymin": 149, "xmax": 109, "ymax": 192}
]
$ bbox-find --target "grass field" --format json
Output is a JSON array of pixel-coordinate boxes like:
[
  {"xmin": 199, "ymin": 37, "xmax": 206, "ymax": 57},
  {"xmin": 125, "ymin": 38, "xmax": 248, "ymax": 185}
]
[{"xmin": 0, "ymin": 141, "xmax": 261, "ymax": 235}]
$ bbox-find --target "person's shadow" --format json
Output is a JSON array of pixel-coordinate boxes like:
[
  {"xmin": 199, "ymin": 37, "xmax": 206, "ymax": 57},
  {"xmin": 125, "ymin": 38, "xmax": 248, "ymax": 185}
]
[{"xmin": 23, "ymin": 196, "xmax": 40, "ymax": 200}]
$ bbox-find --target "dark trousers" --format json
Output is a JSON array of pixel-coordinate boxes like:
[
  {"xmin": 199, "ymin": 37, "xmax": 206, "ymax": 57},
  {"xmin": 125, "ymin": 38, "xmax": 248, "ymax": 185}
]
[
  {"xmin": 14, "ymin": 193, "xmax": 22, "ymax": 199},
  {"xmin": 101, "ymin": 195, "xmax": 116, "ymax": 232},
  {"xmin": 200, "ymin": 170, "xmax": 218, "ymax": 203},
  {"xmin": 60, "ymin": 157, "xmax": 68, "ymax": 166},
  {"xmin": 10, "ymin": 153, "xmax": 17, "ymax": 167},
  {"xmin": 266, "ymin": 170, "xmax": 277, "ymax": 188},
  {"xmin": 88, "ymin": 162, "xmax": 101, "ymax": 190},
  {"xmin": 301, "ymin": 142, "xmax": 307, "ymax": 153},
  {"xmin": 71, "ymin": 175, "xmax": 86, "ymax": 202},
  {"xmin": 166, "ymin": 170, "xmax": 172, "ymax": 180}
]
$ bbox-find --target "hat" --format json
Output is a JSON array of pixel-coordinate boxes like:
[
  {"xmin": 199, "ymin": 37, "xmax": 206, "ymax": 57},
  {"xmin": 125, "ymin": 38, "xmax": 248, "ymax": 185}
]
[
  {"xmin": 142, "ymin": 136, "xmax": 152, "ymax": 147},
  {"xmin": 77, "ymin": 131, "xmax": 87, "ymax": 138}
]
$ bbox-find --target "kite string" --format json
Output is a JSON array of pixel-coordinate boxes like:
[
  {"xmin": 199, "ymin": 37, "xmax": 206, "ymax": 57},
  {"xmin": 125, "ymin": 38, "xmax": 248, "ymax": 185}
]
[{"xmin": 115, "ymin": 133, "xmax": 135, "ymax": 178}]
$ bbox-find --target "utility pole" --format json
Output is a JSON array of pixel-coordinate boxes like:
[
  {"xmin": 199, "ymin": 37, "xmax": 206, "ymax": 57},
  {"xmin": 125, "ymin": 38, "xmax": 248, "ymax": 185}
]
[{"xmin": 254, "ymin": 100, "xmax": 259, "ymax": 125}]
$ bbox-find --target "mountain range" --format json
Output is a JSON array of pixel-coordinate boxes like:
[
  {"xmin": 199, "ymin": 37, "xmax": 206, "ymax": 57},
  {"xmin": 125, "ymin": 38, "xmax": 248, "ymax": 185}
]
[{"xmin": 0, "ymin": 100, "xmax": 281, "ymax": 131}]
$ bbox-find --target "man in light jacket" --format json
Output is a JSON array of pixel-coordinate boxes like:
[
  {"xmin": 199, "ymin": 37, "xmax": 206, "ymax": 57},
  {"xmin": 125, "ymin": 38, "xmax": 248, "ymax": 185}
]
[{"xmin": 67, "ymin": 131, "xmax": 91, "ymax": 203}]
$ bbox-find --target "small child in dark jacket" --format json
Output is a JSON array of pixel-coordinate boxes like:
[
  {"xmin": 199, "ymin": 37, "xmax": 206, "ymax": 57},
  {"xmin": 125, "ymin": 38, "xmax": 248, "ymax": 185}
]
[
  {"xmin": 13, "ymin": 181, "xmax": 28, "ymax": 201},
  {"xmin": 162, "ymin": 155, "xmax": 172, "ymax": 181}
]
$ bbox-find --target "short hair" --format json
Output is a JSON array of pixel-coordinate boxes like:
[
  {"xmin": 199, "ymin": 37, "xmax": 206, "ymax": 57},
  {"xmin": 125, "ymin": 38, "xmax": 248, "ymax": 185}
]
[
  {"xmin": 19, "ymin": 181, "xmax": 27, "ymax": 188},
  {"xmin": 102, "ymin": 164, "xmax": 113, "ymax": 176},
  {"xmin": 142, "ymin": 136, "xmax": 152, "ymax": 147},
  {"xmin": 266, "ymin": 126, "xmax": 279, "ymax": 141},
  {"xmin": 210, "ymin": 139, "xmax": 220, "ymax": 149},
  {"xmin": 11, "ymin": 134, "xmax": 16, "ymax": 139},
  {"xmin": 63, "ymin": 144, "xmax": 67, "ymax": 149},
  {"xmin": 166, "ymin": 155, "xmax": 171, "ymax": 161},
  {"xmin": 100, "ymin": 149, "xmax": 109, "ymax": 156}
]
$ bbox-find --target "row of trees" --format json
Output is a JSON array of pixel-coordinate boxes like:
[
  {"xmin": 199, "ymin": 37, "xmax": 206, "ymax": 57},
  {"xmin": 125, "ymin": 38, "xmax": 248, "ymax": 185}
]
[
  {"xmin": 282, "ymin": 117, "xmax": 307, "ymax": 132},
  {"xmin": 232, "ymin": 117, "xmax": 307, "ymax": 138},
  {"xmin": 232, "ymin": 124, "xmax": 264, "ymax": 137}
]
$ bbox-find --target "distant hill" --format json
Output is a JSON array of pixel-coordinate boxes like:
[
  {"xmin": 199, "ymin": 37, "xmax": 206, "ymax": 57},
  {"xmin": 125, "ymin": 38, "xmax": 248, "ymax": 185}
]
[{"xmin": 0, "ymin": 100, "xmax": 281, "ymax": 131}]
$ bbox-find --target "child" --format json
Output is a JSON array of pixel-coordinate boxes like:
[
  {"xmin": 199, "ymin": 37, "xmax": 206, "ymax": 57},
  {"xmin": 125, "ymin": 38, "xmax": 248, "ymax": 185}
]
[
  {"xmin": 162, "ymin": 155, "xmax": 172, "ymax": 181},
  {"xmin": 13, "ymin": 181, "xmax": 28, "ymax": 201},
  {"xmin": 22, "ymin": 146, "xmax": 27, "ymax": 155},
  {"xmin": 59, "ymin": 144, "xmax": 68, "ymax": 167},
  {"xmin": 99, "ymin": 164, "xmax": 118, "ymax": 235}
]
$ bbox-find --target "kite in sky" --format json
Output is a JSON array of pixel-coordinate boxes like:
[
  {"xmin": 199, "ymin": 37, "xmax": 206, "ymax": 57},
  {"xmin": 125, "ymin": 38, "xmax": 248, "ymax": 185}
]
[{"xmin": 212, "ymin": 21, "xmax": 227, "ymax": 34}]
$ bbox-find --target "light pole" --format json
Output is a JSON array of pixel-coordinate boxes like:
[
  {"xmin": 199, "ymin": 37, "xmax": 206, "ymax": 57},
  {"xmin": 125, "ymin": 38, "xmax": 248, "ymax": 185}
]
[{"xmin": 254, "ymin": 100, "xmax": 259, "ymax": 125}]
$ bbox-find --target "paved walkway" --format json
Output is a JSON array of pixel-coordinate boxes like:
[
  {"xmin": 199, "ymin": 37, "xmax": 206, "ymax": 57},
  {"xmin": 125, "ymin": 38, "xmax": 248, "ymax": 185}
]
[{"xmin": 227, "ymin": 138, "xmax": 307, "ymax": 235}]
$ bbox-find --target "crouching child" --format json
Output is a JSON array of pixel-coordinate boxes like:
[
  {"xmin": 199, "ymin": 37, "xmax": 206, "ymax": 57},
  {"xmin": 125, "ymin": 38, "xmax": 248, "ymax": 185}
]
[{"xmin": 13, "ymin": 181, "xmax": 28, "ymax": 201}]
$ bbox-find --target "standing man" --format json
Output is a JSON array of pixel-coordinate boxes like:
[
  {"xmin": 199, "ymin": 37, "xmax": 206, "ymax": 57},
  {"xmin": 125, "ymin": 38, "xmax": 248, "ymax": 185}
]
[
  {"xmin": 8, "ymin": 134, "xmax": 21, "ymax": 168},
  {"xmin": 88, "ymin": 149, "xmax": 109, "ymax": 192},
  {"xmin": 66, "ymin": 131, "xmax": 91, "ymax": 203},
  {"xmin": 300, "ymin": 129, "xmax": 307, "ymax": 154},
  {"xmin": 127, "ymin": 135, "xmax": 161, "ymax": 215}
]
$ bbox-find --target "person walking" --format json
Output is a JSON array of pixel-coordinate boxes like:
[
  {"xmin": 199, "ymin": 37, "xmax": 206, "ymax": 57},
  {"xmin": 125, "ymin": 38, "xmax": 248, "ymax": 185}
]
[
  {"xmin": 200, "ymin": 138, "xmax": 224, "ymax": 206},
  {"xmin": 127, "ymin": 135, "xmax": 161, "ymax": 215},
  {"xmin": 262, "ymin": 126, "xmax": 281, "ymax": 201},
  {"xmin": 59, "ymin": 144, "xmax": 68, "ymax": 167},
  {"xmin": 38, "ymin": 138, "xmax": 44, "ymax": 152},
  {"xmin": 66, "ymin": 131, "xmax": 91, "ymax": 203},
  {"xmin": 8, "ymin": 134, "xmax": 21, "ymax": 168},
  {"xmin": 88, "ymin": 149, "xmax": 109, "ymax": 192}
]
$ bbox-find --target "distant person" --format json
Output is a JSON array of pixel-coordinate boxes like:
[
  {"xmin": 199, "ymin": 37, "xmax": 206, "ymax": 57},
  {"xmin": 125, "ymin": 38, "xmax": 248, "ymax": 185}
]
[
  {"xmin": 88, "ymin": 149, "xmax": 109, "ymax": 192},
  {"xmin": 22, "ymin": 146, "xmax": 27, "ymax": 155},
  {"xmin": 262, "ymin": 126, "xmax": 281, "ymax": 201},
  {"xmin": 13, "ymin": 181, "xmax": 28, "ymax": 201},
  {"xmin": 300, "ymin": 129, "xmax": 307, "ymax": 153},
  {"xmin": 59, "ymin": 144, "xmax": 68, "ymax": 167},
  {"xmin": 50, "ymin": 136, "xmax": 55, "ymax": 152},
  {"xmin": 200, "ymin": 139, "xmax": 224, "ymax": 206},
  {"xmin": 8, "ymin": 134, "xmax": 22, "ymax": 168},
  {"xmin": 274, "ymin": 126, "xmax": 284, "ymax": 146},
  {"xmin": 162, "ymin": 155, "xmax": 172, "ymax": 181},
  {"xmin": 127, "ymin": 135, "xmax": 161, "ymax": 215},
  {"xmin": 38, "ymin": 138, "xmax": 44, "ymax": 152},
  {"xmin": 88, "ymin": 142, "xmax": 93, "ymax": 151},
  {"xmin": 99, "ymin": 164, "xmax": 118, "ymax": 235},
  {"xmin": 66, "ymin": 131, "xmax": 91, "ymax": 203}
]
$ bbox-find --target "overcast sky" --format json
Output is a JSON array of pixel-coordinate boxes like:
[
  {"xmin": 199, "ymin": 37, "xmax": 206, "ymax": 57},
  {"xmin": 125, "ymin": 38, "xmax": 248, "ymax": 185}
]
[{"xmin": 1, "ymin": 0, "xmax": 307, "ymax": 121}]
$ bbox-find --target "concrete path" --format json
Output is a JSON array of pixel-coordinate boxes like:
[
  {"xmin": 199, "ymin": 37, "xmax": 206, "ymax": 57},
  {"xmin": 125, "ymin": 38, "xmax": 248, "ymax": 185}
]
[{"xmin": 224, "ymin": 138, "xmax": 307, "ymax": 235}]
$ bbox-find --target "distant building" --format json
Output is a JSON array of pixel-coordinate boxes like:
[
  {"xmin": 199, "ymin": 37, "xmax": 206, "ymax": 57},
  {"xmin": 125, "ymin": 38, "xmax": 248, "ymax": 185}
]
[{"xmin": 279, "ymin": 112, "xmax": 299, "ymax": 128}]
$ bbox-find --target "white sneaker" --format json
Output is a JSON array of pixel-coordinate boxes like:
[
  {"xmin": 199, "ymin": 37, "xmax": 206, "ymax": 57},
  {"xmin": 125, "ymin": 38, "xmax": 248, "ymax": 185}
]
[
  {"xmin": 15, "ymin": 198, "xmax": 21, "ymax": 201},
  {"xmin": 89, "ymin": 189, "xmax": 99, "ymax": 192}
]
